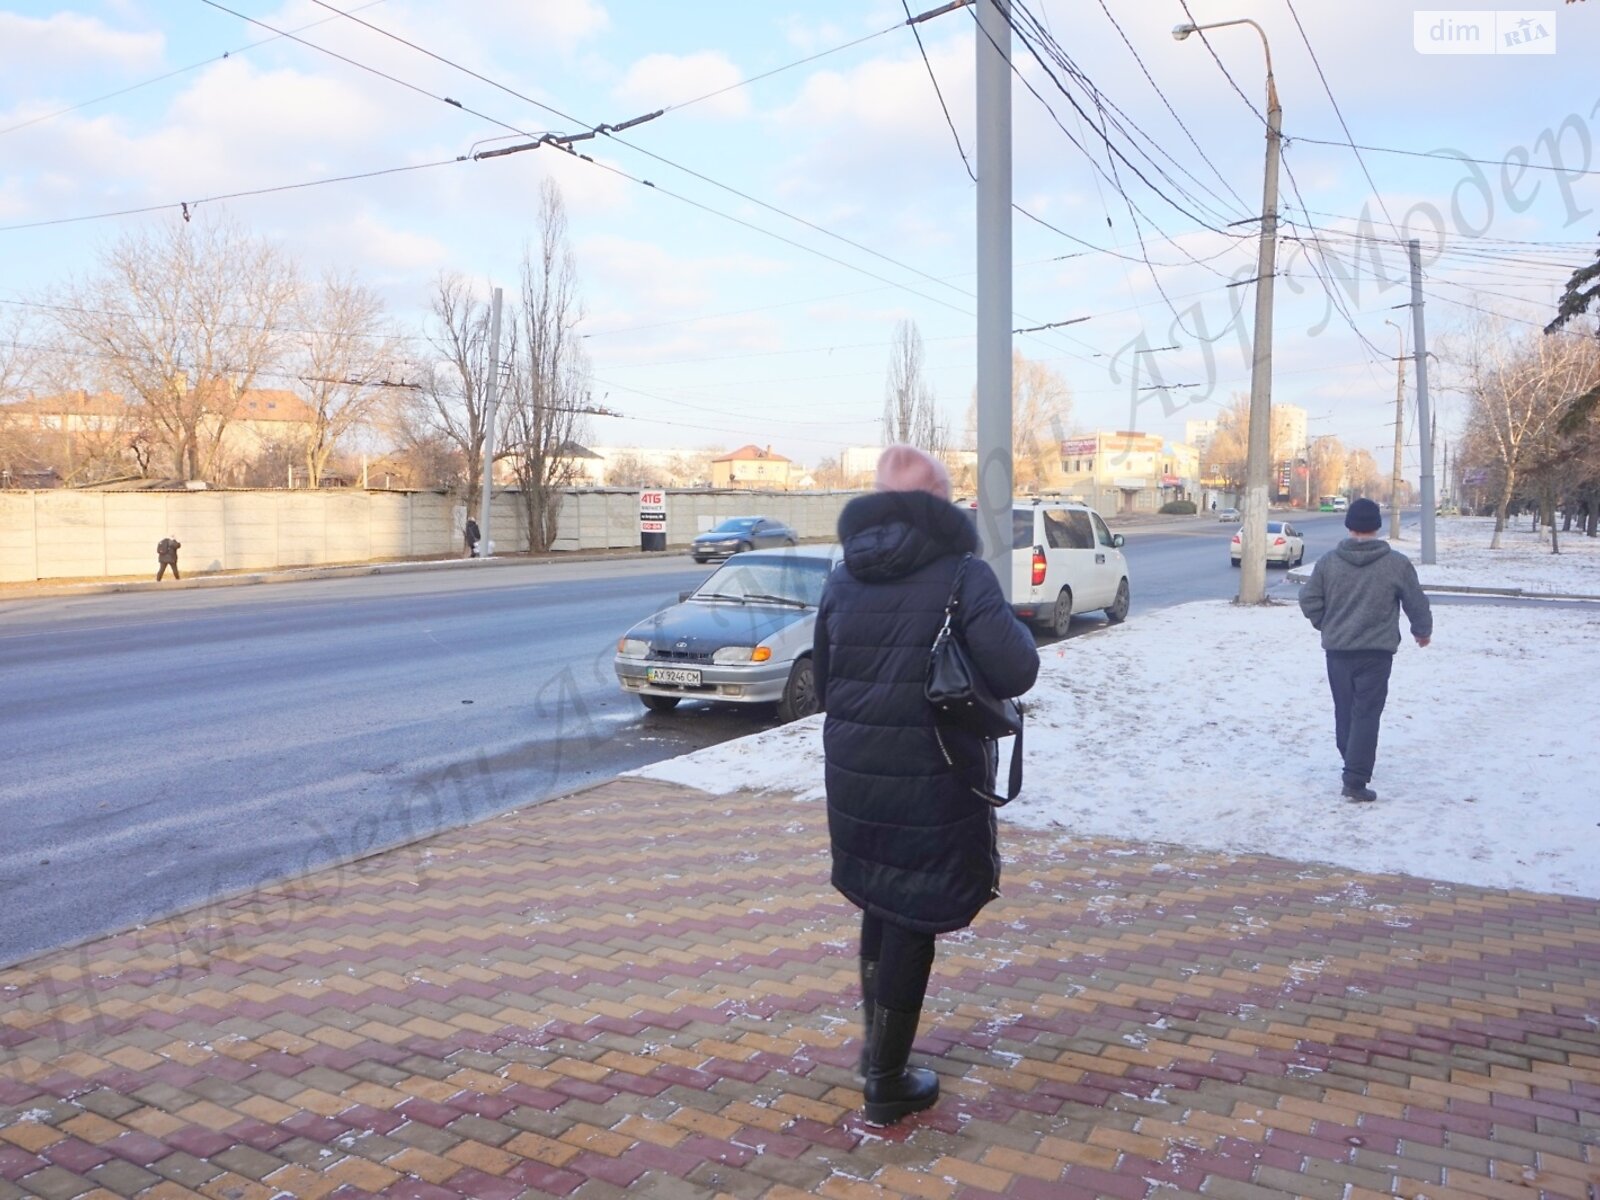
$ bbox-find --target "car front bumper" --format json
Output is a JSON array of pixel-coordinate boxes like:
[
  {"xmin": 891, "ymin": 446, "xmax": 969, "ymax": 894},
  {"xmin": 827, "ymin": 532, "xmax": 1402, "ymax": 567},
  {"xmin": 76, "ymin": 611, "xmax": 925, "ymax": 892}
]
[
  {"xmin": 689, "ymin": 543, "xmax": 743, "ymax": 559},
  {"xmin": 614, "ymin": 655, "xmax": 793, "ymax": 704}
]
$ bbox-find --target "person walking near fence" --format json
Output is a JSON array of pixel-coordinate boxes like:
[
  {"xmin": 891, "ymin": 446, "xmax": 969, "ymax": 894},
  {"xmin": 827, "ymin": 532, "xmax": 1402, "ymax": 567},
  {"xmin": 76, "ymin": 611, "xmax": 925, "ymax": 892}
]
[
  {"xmin": 464, "ymin": 517, "xmax": 481, "ymax": 558},
  {"xmin": 155, "ymin": 537, "xmax": 181, "ymax": 582},
  {"xmin": 1298, "ymin": 497, "xmax": 1432, "ymax": 802},
  {"xmin": 812, "ymin": 445, "xmax": 1039, "ymax": 1125}
]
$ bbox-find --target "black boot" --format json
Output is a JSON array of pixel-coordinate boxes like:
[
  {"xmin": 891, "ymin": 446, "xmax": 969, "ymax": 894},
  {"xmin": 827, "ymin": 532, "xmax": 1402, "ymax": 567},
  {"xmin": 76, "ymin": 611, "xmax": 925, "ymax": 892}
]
[
  {"xmin": 856, "ymin": 958, "xmax": 878, "ymax": 1078},
  {"xmin": 1341, "ymin": 774, "xmax": 1377, "ymax": 802},
  {"xmin": 862, "ymin": 1005, "xmax": 939, "ymax": 1126}
]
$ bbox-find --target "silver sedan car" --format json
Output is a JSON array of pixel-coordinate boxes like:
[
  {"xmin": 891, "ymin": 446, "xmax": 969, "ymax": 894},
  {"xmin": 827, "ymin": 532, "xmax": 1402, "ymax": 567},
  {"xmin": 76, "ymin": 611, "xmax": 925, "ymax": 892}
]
[{"xmin": 615, "ymin": 546, "xmax": 840, "ymax": 722}]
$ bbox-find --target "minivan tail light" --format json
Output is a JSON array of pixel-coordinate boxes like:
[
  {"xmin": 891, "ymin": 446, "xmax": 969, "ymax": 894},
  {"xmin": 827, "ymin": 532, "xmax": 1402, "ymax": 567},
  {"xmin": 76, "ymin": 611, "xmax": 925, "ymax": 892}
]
[{"xmin": 1031, "ymin": 547, "xmax": 1047, "ymax": 586}]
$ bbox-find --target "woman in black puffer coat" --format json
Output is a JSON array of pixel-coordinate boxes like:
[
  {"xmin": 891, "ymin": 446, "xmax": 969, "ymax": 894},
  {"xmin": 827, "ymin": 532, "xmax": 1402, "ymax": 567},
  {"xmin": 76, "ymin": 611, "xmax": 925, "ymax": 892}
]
[{"xmin": 812, "ymin": 445, "xmax": 1039, "ymax": 1125}]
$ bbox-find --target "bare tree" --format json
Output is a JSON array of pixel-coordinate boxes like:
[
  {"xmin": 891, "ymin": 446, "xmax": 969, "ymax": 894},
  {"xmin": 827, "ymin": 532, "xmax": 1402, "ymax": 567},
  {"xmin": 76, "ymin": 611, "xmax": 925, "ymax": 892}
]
[
  {"xmin": 603, "ymin": 450, "xmax": 651, "ymax": 488},
  {"xmin": 1202, "ymin": 394, "xmax": 1251, "ymax": 496},
  {"xmin": 412, "ymin": 272, "xmax": 502, "ymax": 510},
  {"xmin": 292, "ymin": 271, "xmax": 401, "ymax": 488},
  {"xmin": 966, "ymin": 350, "xmax": 1073, "ymax": 491},
  {"xmin": 52, "ymin": 216, "xmax": 297, "ymax": 481},
  {"xmin": 503, "ymin": 180, "xmax": 591, "ymax": 553},
  {"xmin": 883, "ymin": 320, "xmax": 946, "ymax": 452},
  {"xmin": 1013, "ymin": 351, "xmax": 1073, "ymax": 491},
  {"xmin": 1343, "ymin": 447, "xmax": 1380, "ymax": 498},
  {"xmin": 1459, "ymin": 319, "xmax": 1600, "ymax": 547}
]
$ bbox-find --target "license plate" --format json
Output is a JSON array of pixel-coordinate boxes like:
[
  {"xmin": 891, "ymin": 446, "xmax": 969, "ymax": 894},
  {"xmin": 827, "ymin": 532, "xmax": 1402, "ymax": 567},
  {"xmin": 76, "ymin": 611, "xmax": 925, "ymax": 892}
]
[{"xmin": 647, "ymin": 667, "xmax": 701, "ymax": 686}]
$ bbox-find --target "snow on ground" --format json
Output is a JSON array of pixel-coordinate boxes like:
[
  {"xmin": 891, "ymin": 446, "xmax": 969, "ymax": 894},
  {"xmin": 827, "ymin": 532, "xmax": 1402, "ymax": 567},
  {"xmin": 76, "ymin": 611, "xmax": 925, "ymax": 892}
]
[
  {"xmin": 1386, "ymin": 516, "xmax": 1597, "ymax": 595},
  {"xmin": 632, "ymin": 600, "xmax": 1600, "ymax": 898}
]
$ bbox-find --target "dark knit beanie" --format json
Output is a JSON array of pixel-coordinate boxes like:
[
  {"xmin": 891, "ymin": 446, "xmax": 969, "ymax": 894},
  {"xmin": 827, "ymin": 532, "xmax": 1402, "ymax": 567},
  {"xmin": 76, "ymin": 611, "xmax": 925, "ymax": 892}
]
[{"xmin": 1344, "ymin": 498, "xmax": 1382, "ymax": 533}]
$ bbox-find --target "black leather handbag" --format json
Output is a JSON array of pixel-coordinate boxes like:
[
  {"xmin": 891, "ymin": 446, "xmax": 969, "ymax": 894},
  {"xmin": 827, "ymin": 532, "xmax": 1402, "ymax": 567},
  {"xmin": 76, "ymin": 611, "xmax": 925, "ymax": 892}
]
[{"xmin": 925, "ymin": 555, "xmax": 1024, "ymax": 807}]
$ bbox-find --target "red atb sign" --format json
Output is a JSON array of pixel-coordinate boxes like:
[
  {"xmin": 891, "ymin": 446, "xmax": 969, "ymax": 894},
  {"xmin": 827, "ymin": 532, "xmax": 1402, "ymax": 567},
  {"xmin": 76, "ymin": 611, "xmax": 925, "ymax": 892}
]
[{"xmin": 638, "ymin": 490, "xmax": 667, "ymax": 533}]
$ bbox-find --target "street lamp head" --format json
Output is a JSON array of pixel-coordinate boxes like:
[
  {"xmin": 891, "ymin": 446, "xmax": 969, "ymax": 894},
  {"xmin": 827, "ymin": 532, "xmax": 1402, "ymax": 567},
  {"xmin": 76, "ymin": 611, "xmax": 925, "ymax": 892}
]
[{"xmin": 1172, "ymin": 22, "xmax": 1197, "ymax": 40}]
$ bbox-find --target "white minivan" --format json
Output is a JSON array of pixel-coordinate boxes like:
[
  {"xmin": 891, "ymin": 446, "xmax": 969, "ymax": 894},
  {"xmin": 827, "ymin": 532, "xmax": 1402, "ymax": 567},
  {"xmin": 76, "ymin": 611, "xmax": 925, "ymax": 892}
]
[{"xmin": 967, "ymin": 501, "xmax": 1132, "ymax": 636}]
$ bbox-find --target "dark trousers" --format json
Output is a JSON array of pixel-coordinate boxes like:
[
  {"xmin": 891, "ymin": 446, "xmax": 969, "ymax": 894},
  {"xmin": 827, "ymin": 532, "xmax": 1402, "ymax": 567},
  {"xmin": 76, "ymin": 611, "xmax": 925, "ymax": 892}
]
[
  {"xmin": 860, "ymin": 912, "xmax": 936, "ymax": 1013},
  {"xmin": 1326, "ymin": 650, "xmax": 1393, "ymax": 785},
  {"xmin": 156, "ymin": 562, "xmax": 179, "ymax": 581}
]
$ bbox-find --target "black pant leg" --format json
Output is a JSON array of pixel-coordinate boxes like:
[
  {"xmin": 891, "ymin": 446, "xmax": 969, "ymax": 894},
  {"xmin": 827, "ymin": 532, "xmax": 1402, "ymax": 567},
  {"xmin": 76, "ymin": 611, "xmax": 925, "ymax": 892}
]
[
  {"xmin": 1342, "ymin": 653, "xmax": 1393, "ymax": 785},
  {"xmin": 156, "ymin": 563, "xmax": 168, "ymax": 581},
  {"xmin": 874, "ymin": 922, "xmax": 936, "ymax": 1013},
  {"xmin": 1326, "ymin": 653, "xmax": 1355, "ymax": 767}
]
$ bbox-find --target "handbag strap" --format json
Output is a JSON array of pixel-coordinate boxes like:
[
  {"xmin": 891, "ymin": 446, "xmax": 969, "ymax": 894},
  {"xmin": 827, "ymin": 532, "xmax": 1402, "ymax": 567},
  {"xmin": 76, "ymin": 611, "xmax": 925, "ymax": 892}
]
[
  {"xmin": 942, "ymin": 554, "xmax": 973, "ymax": 619},
  {"xmin": 934, "ymin": 713, "xmax": 1024, "ymax": 807}
]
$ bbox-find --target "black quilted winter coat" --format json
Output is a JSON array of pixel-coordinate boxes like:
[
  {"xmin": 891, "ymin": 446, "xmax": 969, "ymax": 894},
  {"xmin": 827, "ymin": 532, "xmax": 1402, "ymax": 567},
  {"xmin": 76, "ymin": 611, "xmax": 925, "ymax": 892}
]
[{"xmin": 813, "ymin": 491, "xmax": 1040, "ymax": 934}]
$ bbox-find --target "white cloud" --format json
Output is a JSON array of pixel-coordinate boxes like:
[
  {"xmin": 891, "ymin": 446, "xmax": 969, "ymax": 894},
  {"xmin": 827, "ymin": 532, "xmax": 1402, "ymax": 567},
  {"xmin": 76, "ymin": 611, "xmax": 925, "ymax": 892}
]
[
  {"xmin": 615, "ymin": 51, "xmax": 748, "ymax": 118},
  {"xmin": 472, "ymin": 0, "xmax": 610, "ymax": 46},
  {"xmin": 0, "ymin": 12, "xmax": 164, "ymax": 81}
]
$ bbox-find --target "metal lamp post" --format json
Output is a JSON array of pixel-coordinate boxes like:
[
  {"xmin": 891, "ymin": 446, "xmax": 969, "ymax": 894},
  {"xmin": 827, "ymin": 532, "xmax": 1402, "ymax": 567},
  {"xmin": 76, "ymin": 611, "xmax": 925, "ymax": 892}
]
[{"xmin": 1174, "ymin": 18, "xmax": 1280, "ymax": 604}]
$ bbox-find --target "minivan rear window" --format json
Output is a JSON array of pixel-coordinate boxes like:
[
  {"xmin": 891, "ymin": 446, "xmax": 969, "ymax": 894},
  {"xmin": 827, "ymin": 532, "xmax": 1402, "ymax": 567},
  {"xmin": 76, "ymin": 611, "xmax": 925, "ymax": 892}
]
[{"xmin": 960, "ymin": 508, "xmax": 1033, "ymax": 550}]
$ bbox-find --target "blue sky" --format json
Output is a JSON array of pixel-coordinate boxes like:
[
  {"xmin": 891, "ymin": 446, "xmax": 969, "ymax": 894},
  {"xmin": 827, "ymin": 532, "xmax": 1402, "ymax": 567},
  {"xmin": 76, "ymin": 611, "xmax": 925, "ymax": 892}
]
[{"xmin": 1, "ymin": 0, "xmax": 1596, "ymax": 471}]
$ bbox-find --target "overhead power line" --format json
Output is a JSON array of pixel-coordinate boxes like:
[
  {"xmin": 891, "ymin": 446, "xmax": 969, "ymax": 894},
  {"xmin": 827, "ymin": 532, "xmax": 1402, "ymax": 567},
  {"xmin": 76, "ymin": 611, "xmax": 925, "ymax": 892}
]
[
  {"xmin": 0, "ymin": 158, "xmax": 463, "ymax": 234},
  {"xmin": 1291, "ymin": 136, "xmax": 1600, "ymax": 178},
  {"xmin": 0, "ymin": 0, "xmax": 392, "ymax": 139},
  {"xmin": 900, "ymin": 0, "xmax": 975, "ymax": 182},
  {"xmin": 1280, "ymin": 0, "xmax": 1403, "ymax": 242}
]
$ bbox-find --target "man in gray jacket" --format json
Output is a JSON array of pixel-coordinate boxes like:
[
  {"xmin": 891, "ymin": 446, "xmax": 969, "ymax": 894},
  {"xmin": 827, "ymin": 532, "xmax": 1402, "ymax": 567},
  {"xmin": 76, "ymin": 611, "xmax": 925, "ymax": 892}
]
[{"xmin": 1298, "ymin": 498, "xmax": 1432, "ymax": 802}]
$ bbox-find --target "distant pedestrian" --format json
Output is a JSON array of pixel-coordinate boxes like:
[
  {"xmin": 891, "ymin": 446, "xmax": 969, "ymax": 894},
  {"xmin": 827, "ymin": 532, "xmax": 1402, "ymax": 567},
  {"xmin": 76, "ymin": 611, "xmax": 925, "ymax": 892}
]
[
  {"xmin": 813, "ymin": 445, "xmax": 1039, "ymax": 1125},
  {"xmin": 1298, "ymin": 497, "xmax": 1432, "ymax": 802},
  {"xmin": 155, "ymin": 537, "xmax": 181, "ymax": 582},
  {"xmin": 464, "ymin": 517, "xmax": 481, "ymax": 558}
]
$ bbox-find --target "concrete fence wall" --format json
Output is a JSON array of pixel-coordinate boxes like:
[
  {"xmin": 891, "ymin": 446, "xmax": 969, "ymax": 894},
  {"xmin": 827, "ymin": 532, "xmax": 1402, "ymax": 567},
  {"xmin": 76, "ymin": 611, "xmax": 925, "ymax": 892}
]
[{"xmin": 0, "ymin": 488, "xmax": 864, "ymax": 582}]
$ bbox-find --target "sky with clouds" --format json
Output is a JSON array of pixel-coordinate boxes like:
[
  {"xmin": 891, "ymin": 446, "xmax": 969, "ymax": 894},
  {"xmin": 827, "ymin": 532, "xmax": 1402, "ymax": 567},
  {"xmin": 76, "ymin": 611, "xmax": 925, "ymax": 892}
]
[{"xmin": 1, "ymin": 0, "xmax": 1596, "ymax": 471}]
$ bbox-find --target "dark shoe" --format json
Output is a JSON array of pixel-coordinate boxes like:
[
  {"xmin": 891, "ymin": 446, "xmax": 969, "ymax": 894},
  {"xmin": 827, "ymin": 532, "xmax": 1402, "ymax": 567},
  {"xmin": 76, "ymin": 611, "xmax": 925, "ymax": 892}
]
[
  {"xmin": 1341, "ymin": 782, "xmax": 1377, "ymax": 802},
  {"xmin": 862, "ymin": 1005, "xmax": 939, "ymax": 1126},
  {"xmin": 856, "ymin": 958, "xmax": 878, "ymax": 1078}
]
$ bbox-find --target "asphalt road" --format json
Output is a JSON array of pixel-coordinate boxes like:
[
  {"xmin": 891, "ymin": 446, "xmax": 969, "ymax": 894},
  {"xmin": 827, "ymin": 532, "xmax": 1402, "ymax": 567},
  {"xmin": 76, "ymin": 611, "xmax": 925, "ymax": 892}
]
[{"xmin": 0, "ymin": 512, "xmax": 1348, "ymax": 966}]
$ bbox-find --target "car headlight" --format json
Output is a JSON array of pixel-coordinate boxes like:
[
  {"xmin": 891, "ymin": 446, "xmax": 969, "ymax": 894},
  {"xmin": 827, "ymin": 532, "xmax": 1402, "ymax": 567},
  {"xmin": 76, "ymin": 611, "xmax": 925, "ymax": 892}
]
[
  {"xmin": 617, "ymin": 638, "xmax": 650, "ymax": 659},
  {"xmin": 712, "ymin": 646, "xmax": 773, "ymax": 665}
]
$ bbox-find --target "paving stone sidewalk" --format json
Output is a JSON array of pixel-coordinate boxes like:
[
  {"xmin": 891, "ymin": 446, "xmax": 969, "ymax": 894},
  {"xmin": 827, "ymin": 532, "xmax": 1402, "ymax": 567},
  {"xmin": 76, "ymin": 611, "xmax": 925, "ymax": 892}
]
[{"xmin": 2, "ymin": 779, "xmax": 1597, "ymax": 1200}]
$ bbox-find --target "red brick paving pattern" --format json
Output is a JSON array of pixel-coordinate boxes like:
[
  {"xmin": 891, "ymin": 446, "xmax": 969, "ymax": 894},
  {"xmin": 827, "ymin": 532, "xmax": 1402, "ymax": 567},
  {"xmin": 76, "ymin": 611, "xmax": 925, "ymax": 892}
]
[{"xmin": 1, "ymin": 778, "xmax": 1597, "ymax": 1199}]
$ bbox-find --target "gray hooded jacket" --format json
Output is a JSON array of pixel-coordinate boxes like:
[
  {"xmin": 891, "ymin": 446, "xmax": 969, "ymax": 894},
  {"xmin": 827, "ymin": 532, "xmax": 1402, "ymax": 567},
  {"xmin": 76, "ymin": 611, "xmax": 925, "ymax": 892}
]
[{"xmin": 1299, "ymin": 537, "xmax": 1433, "ymax": 653}]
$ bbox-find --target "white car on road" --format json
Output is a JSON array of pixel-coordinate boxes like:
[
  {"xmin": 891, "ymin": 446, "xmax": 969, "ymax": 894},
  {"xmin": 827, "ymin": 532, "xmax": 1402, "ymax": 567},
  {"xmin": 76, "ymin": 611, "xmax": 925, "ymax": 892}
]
[{"xmin": 1230, "ymin": 521, "xmax": 1305, "ymax": 568}]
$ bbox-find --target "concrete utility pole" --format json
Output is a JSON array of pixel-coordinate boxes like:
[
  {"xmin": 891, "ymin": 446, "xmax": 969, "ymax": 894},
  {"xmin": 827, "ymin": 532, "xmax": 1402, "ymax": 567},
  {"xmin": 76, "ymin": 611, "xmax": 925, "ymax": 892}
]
[
  {"xmin": 1384, "ymin": 318, "xmax": 1406, "ymax": 540},
  {"xmin": 975, "ymin": 0, "xmax": 1014, "ymax": 600},
  {"xmin": 477, "ymin": 286, "xmax": 504, "ymax": 558},
  {"xmin": 1175, "ymin": 18, "xmax": 1279, "ymax": 604},
  {"xmin": 1409, "ymin": 240, "xmax": 1436, "ymax": 564}
]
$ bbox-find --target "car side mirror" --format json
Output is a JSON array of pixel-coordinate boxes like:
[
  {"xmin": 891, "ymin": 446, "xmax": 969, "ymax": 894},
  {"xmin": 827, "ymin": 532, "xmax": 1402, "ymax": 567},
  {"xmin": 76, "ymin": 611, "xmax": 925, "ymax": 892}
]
[{"xmin": 1112, "ymin": 534, "xmax": 1125, "ymax": 549}]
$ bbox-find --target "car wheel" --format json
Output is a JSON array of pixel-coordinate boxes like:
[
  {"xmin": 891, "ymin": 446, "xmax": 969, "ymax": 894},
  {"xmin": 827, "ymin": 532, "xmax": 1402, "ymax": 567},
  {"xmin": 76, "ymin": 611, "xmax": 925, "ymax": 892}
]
[
  {"xmin": 785, "ymin": 537, "xmax": 797, "ymax": 546},
  {"xmin": 776, "ymin": 657, "xmax": 818, "ymax": 723},
  {"xmin": 691, "ymin": 557, "xmax": 706, "ymax": 564},
  {"xmin": 1104, "ymin": 578, "xmax": 1130, "ymax": 625},
  {"xmin": 640, "ymin": 694, "xmax": 680, "ymax": 714},
  {"xmin": 738, "ymin": 541, "xmax": 753, "ymax": 553},
  {"xmin": 1040, "ymin": 587, "xmax": 1073, "ymax": 638}
]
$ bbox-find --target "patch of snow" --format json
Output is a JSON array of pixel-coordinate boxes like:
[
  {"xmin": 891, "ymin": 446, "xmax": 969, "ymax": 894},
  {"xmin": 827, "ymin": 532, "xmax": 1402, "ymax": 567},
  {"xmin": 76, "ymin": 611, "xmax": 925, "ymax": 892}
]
[{"xmin": 630, "ymin": 600, "xmax": 1600, "ymax": 898}]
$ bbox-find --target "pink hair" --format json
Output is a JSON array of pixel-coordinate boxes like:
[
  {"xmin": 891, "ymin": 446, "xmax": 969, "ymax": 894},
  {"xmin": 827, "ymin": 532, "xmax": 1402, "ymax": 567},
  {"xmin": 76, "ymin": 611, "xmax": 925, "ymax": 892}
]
[{"xmin": 874, "ymin": 444, "xmax": 951, "ymax": 501}]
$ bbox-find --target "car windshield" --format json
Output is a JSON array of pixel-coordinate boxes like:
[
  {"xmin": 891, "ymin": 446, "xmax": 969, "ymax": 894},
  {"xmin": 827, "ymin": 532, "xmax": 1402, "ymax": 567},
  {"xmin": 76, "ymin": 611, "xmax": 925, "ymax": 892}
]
[
  {"xmin": 691, "ymin": 556, "xmax": 831, "ymax": 607},
  {"xmin": 711, "ymin": 518, "xmax": 760, "ymax": 533}
]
